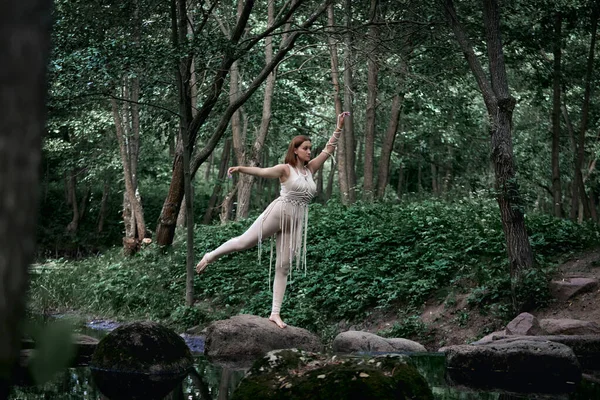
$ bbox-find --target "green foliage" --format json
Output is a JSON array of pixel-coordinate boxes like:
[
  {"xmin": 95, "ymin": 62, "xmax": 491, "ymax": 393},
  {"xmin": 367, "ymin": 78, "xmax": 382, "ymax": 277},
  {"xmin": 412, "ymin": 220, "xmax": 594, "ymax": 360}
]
[
  {"xmin": 28, "ymin": 198, "xmax": 600, "ymax": 341},
  {"xmin": 26, "ymin": 319, "xmax": 76, "ymax": 385},
  {"xmin": 378, "ymin": 315, "xmax": 427, "ymax": 339}
]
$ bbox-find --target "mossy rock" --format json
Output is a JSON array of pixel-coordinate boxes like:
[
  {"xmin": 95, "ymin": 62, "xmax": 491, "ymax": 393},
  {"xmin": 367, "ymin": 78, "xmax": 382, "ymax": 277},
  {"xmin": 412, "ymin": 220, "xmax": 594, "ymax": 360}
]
[
  {"xmin": 231, "ymin": 349, "xmax": 433, "ymax": 400},
  {"xmin": 90, "ymin": 321, "xmax": 193, "ymax": 400}
]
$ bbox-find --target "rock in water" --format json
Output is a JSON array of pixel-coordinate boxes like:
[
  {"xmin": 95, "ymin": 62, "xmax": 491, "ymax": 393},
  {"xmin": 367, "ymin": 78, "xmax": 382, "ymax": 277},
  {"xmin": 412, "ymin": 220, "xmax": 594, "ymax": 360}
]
[
  {"xmin": 90, "ymin": 321, "xmax": 193, "ymax": 400},
  {"xmin": 443, "ymin": 339, "xmax": 581, "ymax": 393},
  {"xmin": 332, "ymin": 331, "xmax": 426, "ymax": 353},
  {"xmin": 231, "ymin": 349, "xmax": 433, "ymax": 400},
  {"xmin": 204, "ymin": 315, "xmax": 322, "ymax": 364}
]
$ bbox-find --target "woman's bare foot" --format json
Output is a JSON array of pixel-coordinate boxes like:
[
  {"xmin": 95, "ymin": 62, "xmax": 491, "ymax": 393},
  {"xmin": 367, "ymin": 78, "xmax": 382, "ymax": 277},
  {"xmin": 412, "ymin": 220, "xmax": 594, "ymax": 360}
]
[
  {"xmin": 195, "ymin": 253, "xmax": 213, "ymax": 274},
  {"xmin": 269, "ymin": 314, "xmax": 287, "ymax": 329}
]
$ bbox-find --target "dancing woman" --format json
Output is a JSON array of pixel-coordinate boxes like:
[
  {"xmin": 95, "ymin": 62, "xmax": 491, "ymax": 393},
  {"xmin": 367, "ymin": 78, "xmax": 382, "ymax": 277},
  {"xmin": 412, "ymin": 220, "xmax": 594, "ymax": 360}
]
[{"xmin": 196, "ymin": 112, "xmax": 350, "ymax": 328}]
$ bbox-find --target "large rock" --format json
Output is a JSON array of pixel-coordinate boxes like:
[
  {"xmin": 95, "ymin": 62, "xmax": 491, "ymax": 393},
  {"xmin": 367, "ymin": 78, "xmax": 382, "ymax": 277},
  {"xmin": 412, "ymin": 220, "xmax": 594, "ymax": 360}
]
[
  {"xmin": 540, "ymin": 318, "xmax": 600, "ymax": 335},
  {"xmin": 482, "ymin": 335, "xmax": 600, "ymax": 370},
  {"xmin": 549, "ymin": 278, "xmax": 598, "ymax": 301},
  {"xmin": 90, "ymin": 321, "xmax": 193, "ymax": 400},
  {"xmin": 332, "ymin": 331, "xmax": 426, "ymax": 353},
  {"xmin": 231, "ymin": 349, "xmax": 433, "ymax": 400},
  {"xmin": 442, "ymin": 339, "xmax": 581, "ymax": 392},
  {"xmin": 204, "ymin": 315, "xmax": 322, "ymax": 363},
  {"xmin": 505, "ymin": 312, "xmax": 546, "ymax": 336}
]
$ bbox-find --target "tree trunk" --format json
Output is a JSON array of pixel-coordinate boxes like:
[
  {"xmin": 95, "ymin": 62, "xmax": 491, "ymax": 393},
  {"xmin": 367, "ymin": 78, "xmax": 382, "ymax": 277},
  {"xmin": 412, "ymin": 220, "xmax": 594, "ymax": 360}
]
[
  {"xmin": 111, "ymin": 98, "xmax": 146, "ymax": 246},
  {"xmin": 573, "ymin": 5, "xmax": 598, "ymax": 222},
  {"xmin": 327, "ymin": 4, "xmax": 349, "ymax": 204},
  {"xmin": 325, "ymin": 159, "xmax": 335, "ymax": 201},
  {"xmin": 551, "ymin": 11, "xmax": 563, "ymax": 218},
  {"xmin": 444, "ymin": 0, "xmax": 534, "ymax": 292},
  {"xmin": 97, "ymin": 181, "xmax": 110, "ymax": 233},
  {"xmin": 203, "ymin": 139, "xmax": 232, "ymax": 224},
  {"xmin": 236, "ymin": 0, "xmax": 278, "ymax": 220},
  {"xmin": 442, "ymin": 144, "xmax": 453, "ymax": 194},
  {"xmin": 376, "ymin": 94, "xmax": 402, "ymax": 199},
  {"xmin": 363, "ymin": 0, "xmax": 379, "ymax": 203},
  {"xmin": 429, "ymin": 136, "xmax": 438, "ymax": 195},
  {"xmin": 343, "ymin": 0, "xmax": 357, "ymax": 203},
  {"xmin": 0, "ymin": 0, "xmax": 50, "ymax": 394},
  {"xmin": 66, "ymin": 169, "xmax": 79, "ymax": 233}
]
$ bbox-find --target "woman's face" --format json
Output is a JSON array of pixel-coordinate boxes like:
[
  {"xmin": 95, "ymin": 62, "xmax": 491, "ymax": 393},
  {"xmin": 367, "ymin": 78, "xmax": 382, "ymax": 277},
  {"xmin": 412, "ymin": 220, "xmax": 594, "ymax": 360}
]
[{"xmin": 295, "ymin": 140, "xmax": 312, "ymax": 163}]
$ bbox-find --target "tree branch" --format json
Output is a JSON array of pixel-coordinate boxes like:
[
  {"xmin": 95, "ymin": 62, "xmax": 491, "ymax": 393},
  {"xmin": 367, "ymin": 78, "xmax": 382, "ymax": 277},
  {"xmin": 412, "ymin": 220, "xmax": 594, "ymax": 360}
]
[{"xmin": 191, "ymin": 0, "xmax": 332, "ymax": 175}]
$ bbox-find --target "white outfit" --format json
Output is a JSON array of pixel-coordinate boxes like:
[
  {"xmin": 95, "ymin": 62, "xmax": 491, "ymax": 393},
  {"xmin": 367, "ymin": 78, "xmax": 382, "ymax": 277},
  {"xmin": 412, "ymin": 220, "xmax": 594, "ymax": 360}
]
[{"xmin": 206, "ymin": 165, "xmax": 317, "ymax": 315}]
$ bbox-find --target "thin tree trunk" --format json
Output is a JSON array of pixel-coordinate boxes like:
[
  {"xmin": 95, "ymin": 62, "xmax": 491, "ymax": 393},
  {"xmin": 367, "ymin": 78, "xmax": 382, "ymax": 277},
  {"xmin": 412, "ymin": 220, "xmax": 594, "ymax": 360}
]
[
  {"xmin": 343, "ymin": 0, "xmax": 357, "ymax": 203},
  {"xmin": 376, "ymin": 94, "xmax": 402, "ymax": 199},
  {"xmin": 325, "ymin": 159, "xmax": 335, "ymax": 201},
  {"xmin": 203, "ymin": 139, "xmax": 232, "ymax": 224},
  {"xmin": 562, "ymin": 102, "xmax": 578, "ymax": 218},
  {"xmin": 78, "ymin": 183, "xmax": 90, "ymax": 221},
  {"xmin": 236, "ymin": 0, "xmax": 278, "ymax": 220},
  {"xmin": 97, "ymin": 181, "xmax": 110, "ymax": 233},
  {"xmin": 66, "ymin": 169, "xmax": 79, "ymax": 232},
  {"xmin": 0, "ymin": 0, "xmax": 50, "ymax": 393},
  {"xmin": 327, "ymin": 5, "xmax": 349, "ymax": 204},
  {"xmin": 443, "ymin": 144, "xmax": 453, "ymax": 194},
  {"xmin": 444, "ymin": 0, "xmax": 534, "ymax": 294},
  {"xmin": 111, "ymin": 98, "xmax": 146, "ymax": 245},
  {"xmin": 574, "ymin": 6, "xmax": 598, "ymax": 222},
  {"xmin": 551, "ymin": 11, "xmax": 563, "ymax": 218},
  {"xmin": 429, "ymin": 136, "xmax": 438, "ymax": 195},
  {"xmin": 396, "ymin": 142, "xmax": 405, "ymax": 199},
  {"xmin": 363, "ymin": 0, "xmax": 379, "ymax": 202}
]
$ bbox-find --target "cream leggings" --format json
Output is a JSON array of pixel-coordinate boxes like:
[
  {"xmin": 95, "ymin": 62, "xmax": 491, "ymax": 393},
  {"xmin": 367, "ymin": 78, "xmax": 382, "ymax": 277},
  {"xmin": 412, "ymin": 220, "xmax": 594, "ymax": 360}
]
[{"xmin": 206, "ymin": 200, "xmax": 300, "ymax": 315}]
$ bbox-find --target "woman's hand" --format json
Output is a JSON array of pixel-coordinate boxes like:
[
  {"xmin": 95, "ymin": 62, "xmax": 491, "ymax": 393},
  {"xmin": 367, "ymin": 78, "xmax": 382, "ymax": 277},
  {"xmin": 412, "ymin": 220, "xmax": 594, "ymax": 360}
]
[
  {"xmin": 227, "ymin": 166, "xmax": 241, "ymax": 177},
  {"xmin": 336, "ymin": 111, "xmax": 350, "ymax": 130}
]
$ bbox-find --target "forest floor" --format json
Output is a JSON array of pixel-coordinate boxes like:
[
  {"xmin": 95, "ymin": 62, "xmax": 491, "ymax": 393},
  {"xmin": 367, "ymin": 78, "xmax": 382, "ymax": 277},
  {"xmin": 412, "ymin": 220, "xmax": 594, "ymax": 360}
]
[{"xmin": 358, "ymin": 247, "xmax": 600, "ymax": 351}]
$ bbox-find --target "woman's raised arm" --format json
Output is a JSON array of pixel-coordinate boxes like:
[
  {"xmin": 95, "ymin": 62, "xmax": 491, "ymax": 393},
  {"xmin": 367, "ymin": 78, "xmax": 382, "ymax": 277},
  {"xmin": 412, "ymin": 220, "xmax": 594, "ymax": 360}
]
[
  {"xmin": 307, "ymin": 112, "xmax": 349, "ymax": 173},
  {"xmin": 228, "ymin": 164, "xmax": 289, "ymax": 180}
]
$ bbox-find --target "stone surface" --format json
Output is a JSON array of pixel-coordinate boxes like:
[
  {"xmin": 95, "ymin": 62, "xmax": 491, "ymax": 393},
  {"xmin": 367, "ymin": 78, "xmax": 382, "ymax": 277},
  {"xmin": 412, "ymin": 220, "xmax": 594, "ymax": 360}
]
[
  {"xmin": 204, "ymin": 315, "xmax": 322, "ymax": 363},
  {"xmin": 442, "ymin": 339, "xmax": 581, "ymax": 392},
  {"xmin": 332, "ymin": 331, "xmax": 426, "ymax": 354},
  {"xmin": 483, "ymin": 335, "xmax": 600, "ymax": 370},
  {"xmin": 505, "ymin": 312, "xmax": 546, "ymax": 336},
  {"xmin": 470, "ymin": 330, "xmax": 506, "ymax": 345},
  {"xmin": 90, "ymin": 321, "xmax": 193, "ymax": 400},
  {"xmin": 231, "ymin": 349, "xmax": 433, "ymax": 400},
  {"xmin": 540, "ymin": 318, "xmax": 600, "ymax": 335},
  {"xmin": 549, "ymin": 278, "xmax": 598, "ymax": 301}
]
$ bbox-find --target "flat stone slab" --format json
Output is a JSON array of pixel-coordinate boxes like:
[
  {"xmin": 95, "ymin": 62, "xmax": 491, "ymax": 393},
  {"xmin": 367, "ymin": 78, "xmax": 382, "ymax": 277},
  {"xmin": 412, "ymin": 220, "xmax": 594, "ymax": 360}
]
[
  {"xmin": 540, "ymin": 318, "xmax": 600, "ymax": 335},
  {"xmin": 549, "ymin": 278, "xmax": 598, "ymax": 301},
  {"xmin": 442, "ymin": 339, "xmax": 581, "ymax": 392},
  {"xmin": 204, "ymin": 315, "xmax": 322, "ymax": 363},
  {"xmin": 332, "ymin": 331, "xmax": 426, "ymax": 354}
]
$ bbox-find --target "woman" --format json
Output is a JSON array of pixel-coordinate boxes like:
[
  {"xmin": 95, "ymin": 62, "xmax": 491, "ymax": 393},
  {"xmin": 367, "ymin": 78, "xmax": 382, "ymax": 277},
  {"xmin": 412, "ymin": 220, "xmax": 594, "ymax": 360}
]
[{"xmin": 196, "ymin": 111, "xmax": 350, "ymax": 328}]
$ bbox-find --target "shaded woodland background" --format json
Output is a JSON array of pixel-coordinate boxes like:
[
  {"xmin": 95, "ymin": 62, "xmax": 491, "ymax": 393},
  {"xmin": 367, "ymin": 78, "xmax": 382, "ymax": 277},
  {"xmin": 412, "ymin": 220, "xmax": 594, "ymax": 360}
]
[
  {"xmin": 39, "ymin": 0, "xmax": 600, "ymax": 295},
  {"xmin": 6, "ymin": 1, "xmax": 600, "ymax": 390}
]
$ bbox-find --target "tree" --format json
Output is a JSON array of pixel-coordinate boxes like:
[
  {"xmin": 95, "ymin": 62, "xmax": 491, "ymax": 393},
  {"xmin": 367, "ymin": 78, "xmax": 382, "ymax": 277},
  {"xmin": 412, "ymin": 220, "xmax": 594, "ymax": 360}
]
[
  {"xmin": 442, "ymin": 0, "xmax": 535, "ymax": 294},
  {"xmin": 0, "ymin": 0, "xmax": 52, "ymax": 395}
]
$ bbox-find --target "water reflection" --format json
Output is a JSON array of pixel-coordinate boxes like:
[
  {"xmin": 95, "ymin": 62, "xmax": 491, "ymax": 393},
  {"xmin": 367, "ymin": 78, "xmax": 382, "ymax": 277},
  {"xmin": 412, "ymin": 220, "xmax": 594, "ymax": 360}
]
[{"xmin": 9, "ymin": 353, "xmax": 600, "ymax": 399}]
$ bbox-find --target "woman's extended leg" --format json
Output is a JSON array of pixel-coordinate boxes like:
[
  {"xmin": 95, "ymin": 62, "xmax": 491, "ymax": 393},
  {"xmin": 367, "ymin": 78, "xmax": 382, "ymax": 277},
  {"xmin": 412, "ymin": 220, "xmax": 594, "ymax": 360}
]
[
  {"xmin": 196, "ymin": 203, "xmax": 282, "ymax": 273},
  {"xmin": 269, "ymin": 229, "xmax": 293, "ymax": 329}
]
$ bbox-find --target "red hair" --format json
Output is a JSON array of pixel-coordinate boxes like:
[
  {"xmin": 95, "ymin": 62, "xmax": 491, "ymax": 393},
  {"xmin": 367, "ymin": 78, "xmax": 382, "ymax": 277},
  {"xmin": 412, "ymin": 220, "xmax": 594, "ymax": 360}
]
[{"xmin": 284, "ymin": 135, "xmax": 311, "ymax": 165}]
